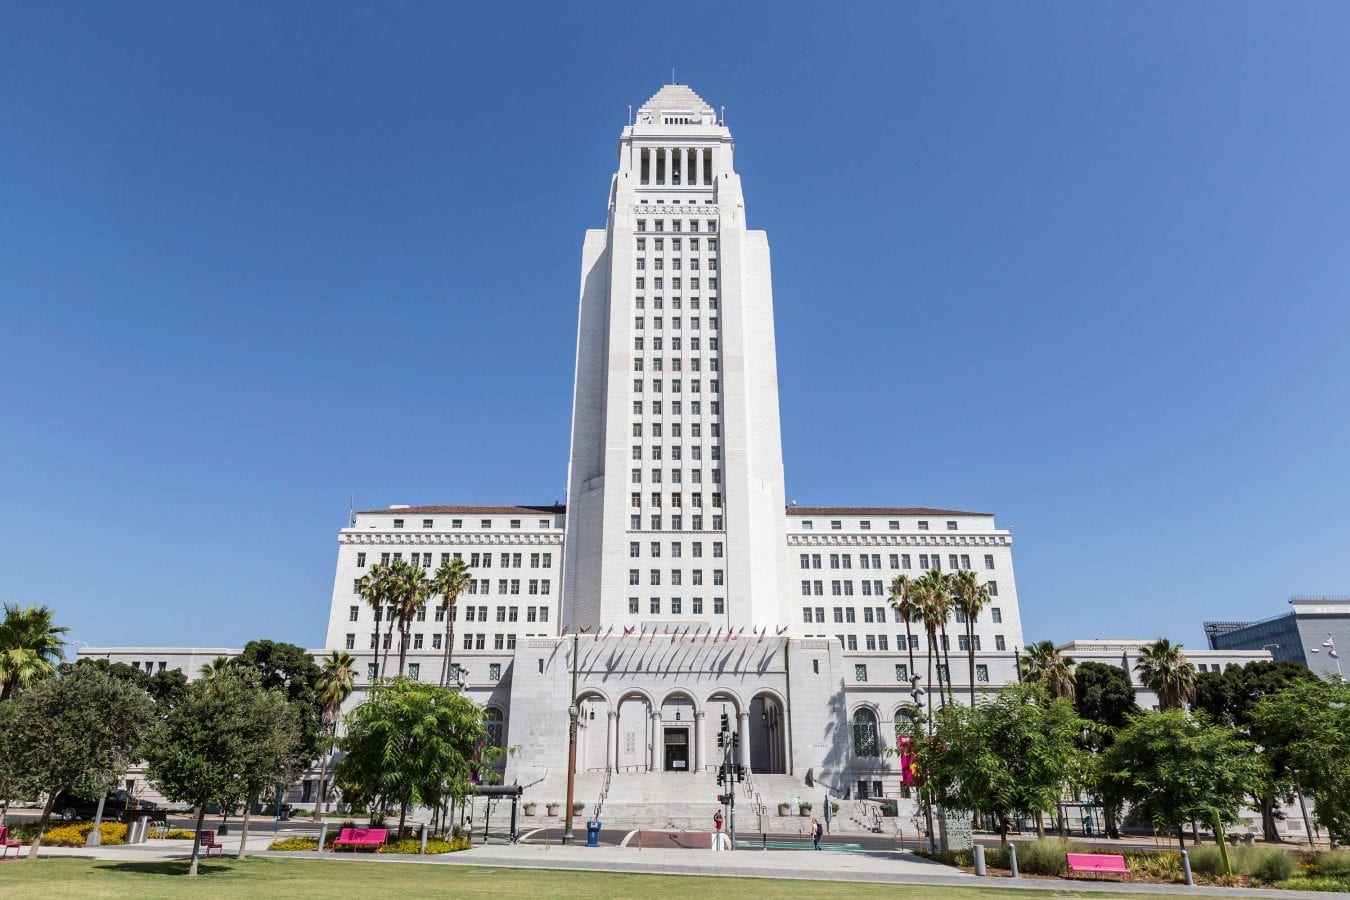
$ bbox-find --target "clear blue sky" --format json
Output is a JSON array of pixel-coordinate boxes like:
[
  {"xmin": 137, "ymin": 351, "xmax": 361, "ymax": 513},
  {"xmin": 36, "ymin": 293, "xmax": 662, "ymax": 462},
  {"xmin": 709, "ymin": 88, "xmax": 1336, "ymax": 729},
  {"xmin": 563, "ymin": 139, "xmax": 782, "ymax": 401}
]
[{"xmin": 3, "ymin": 4, "xmax": 1348, "ymax": 651}]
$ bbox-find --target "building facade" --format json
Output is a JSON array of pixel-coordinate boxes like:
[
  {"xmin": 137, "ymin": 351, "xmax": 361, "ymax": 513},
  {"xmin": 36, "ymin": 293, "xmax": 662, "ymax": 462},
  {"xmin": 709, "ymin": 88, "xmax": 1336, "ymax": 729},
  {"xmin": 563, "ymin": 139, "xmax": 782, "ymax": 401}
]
[
  {"xmin": 81, "ymin": 85, "xmax": 1028, "ymax": 818},
  {"xmin": 1055, "ymin": 639, "xmax": 1273, "ymax": 711},
  {"xmin": 1206, "ymin": 596, "xmax": 1349, "ymax": 680}
]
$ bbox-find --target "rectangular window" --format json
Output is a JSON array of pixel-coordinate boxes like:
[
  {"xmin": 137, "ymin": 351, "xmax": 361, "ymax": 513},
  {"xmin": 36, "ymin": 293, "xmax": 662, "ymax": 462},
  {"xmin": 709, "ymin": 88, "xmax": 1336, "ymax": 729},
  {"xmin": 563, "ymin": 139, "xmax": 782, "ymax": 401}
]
[
  {"xmin": 356, "ymin": 552, "xmax": 366, "ymax": 568},
  {"xmin": 629, "ymin": 597, "xmax": 639, "ymax": 614},
  {"xmin": 349, "ymin": 605, "xmax": 359, "ymax": 622},
  {"xmin": 985, "ymin": 554, "xmax": 995, "ymax": 570},
  {"xmin": 344, "ymin": 633, "xmax": 355, "ymax": 650},
  {"xmin": 988, "ymin": 581, "xmax": 998, "ymax": 596},
  {"xmin": 991, "ymin": 607, "xmax": 1002, "ymax": 623},
  {"xmin": 995, "ymin": 635, "xmax": 1006, "ymax": 651},
  {"xmin": 650, "ymin": 597, "xmax": 660, "ymax": 614},
  {"xmin": 855, "ymin": 664, "xmax": 868, "ymax": 682},
  {"xmin": 976, "ymin": 664, "xmax": 989, "ymax": 683},
  {"xmin": 895, "ymin": 663, "xmax": 908, "ymax": 681},
  {"xmin": 847, "ymin": 635, "xmax": 857, "ymax": 651}
]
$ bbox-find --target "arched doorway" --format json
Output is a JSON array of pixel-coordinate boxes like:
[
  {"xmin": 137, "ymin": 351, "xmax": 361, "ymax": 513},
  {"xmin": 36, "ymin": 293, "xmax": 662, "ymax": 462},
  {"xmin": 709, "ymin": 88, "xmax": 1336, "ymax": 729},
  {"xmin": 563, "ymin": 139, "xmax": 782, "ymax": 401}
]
[
  {"xmin": 615, "ymin": 690, "xmax": 656, "ymax": 772},
  {"xmin": 706, "ymin": 691, "xmax": 744, "ymax": 774},
  {"xmin": 576, "ymin": 692, "xmax": 610, "ymax": 772},
  {"xmin": 748, "ymin": 692, "xmax": 788, "ymax": 774},
  {"xmin": 852, "ymin": 708, "xmax": 879, "ymax": 758}
]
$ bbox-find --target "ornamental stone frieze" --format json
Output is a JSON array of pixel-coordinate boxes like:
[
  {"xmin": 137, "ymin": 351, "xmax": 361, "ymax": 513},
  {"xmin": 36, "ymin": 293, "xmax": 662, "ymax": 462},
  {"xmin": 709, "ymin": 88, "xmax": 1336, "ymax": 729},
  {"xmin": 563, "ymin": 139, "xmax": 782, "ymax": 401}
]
[
  {"xmin": 339, "ymin": 531, "xmax": 564, "ymax": 547},
  {"xmin": 785, "ymin": 534, "xmax": 1010, "ymax": 548}
]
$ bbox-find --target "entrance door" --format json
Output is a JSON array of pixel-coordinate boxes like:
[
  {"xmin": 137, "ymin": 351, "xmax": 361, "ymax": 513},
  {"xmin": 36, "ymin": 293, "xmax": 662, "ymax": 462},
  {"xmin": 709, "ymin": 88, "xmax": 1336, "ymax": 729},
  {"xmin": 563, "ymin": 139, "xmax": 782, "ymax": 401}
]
[{"xmin": 663, "ymin": 727, "xmax": 689, "ymax": 771}]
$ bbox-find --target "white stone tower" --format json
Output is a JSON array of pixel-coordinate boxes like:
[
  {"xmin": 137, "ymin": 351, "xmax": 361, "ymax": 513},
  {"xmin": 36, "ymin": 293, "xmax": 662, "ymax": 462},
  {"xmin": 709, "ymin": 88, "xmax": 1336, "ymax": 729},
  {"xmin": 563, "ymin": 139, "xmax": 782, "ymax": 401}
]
[{"xmin": 562, "ymin": 84, "xmax": 790, "ymax": 631}]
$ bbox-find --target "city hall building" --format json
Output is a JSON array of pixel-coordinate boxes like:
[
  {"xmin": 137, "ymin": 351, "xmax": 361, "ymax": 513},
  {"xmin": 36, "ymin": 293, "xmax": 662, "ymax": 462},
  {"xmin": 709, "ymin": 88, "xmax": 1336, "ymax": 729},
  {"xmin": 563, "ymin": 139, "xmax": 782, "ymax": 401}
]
[
  {"xmin": 84, "ymin": 85, "xmax": 1026, "ymax": 822},
  {"xmin": 325, "ymin": 84, "xmax": 1025, "ymax": 815}
]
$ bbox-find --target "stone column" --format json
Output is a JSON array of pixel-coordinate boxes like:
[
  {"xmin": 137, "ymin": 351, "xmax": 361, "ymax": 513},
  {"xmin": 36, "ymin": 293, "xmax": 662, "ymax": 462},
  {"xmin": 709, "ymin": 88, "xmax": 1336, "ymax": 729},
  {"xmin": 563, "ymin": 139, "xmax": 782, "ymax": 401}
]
[
  {"xmin": 694, "ymin": 710, "xmax": 705, "ymax": 772},
  {"xmin": 648, "ymin": 710, "xmax": 660, "ymax": 771},
  {"xmin": 605, "ymin": 710, "xmax": 617, "ymax": 770},
  {"xmin": 695, "ymin": 145, "xmax": 704, "ymax": 187},
  {"xmin": 737, "ymin": 711, "xmax": 751, "ymax": 774},
  {"xmin": 663, "ymin": 146, "xmax": 671, "ymax": 186}
]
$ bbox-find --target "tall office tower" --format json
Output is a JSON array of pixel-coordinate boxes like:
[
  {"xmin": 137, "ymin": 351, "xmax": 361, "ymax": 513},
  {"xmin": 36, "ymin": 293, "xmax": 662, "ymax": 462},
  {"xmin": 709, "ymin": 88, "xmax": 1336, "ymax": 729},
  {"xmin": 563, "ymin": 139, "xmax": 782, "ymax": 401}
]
[{"xmin": 563, "ymin": 84, "xmax": 789, "ymax": 631}]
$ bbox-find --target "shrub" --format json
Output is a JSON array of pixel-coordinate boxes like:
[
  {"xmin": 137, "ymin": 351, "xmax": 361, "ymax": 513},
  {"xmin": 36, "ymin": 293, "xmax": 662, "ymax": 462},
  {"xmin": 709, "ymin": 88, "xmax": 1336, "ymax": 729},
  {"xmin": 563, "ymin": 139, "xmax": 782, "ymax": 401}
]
[
  {"xmin": 1123, "ymin": 850, "xmax": 1181, "ymax": 882},
  {"xmin": 1248, "ymin": 846, "xmax": 1297, "ymax": 883},
  {"xmin": 40, "ymin": 821, "xmax": 129, "ymax": 847},
  {"xmin": 983, "ymin": 846, "xmax": 1010, "ymax": 870},
  {"xmin": 1273, "ymin": 876, "xmax": 1350, "ymax": 892},
  {"xmin": 1186, "ymin": 843, "xmax": 1227, "ymax": 877},
  {"xmin": 268, "ymin": 836, "xmax": 319, "ymax": 851},
  {"xmin": 1312, "ymin": 851, "xmax": 1350, "ymax": 877},
  {"xmin": 377, "ymin": 837, "xmax": 471, "ymax": 855},
  {"xmin": 1017, "ymin": 838, "xmax": 1086, "ymax": 876},
  {"xmin": 163, "ymin": 829, "xmax": 196, "ymax": 840}
]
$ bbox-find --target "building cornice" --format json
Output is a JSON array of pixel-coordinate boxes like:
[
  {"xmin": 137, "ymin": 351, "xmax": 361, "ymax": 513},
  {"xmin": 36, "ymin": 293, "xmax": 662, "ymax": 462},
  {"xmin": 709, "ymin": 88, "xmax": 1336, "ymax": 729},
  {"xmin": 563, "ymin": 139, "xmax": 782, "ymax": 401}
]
[
  {"xmin": 340, "ymin": 532, "xmax": 564, "ymax": 547},
  {"xmin": 786, "ymin": 533, "xmax": 1011, "ymax": 548}
]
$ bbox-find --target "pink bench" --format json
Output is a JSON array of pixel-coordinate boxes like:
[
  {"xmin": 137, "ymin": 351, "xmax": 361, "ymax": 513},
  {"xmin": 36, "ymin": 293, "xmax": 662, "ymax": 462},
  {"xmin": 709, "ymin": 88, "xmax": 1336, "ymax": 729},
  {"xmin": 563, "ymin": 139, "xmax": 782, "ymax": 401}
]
[
  {"xmin": 0, "ymin": 826, "xmax": 22, "ymax": 860},
  {"xmin": 1066, "ymin": 852, "xmax": 1131, "ymax": 880},
  {"xmin": 332, "ymin": 827, "xmax": 388, "ymax": 851}
]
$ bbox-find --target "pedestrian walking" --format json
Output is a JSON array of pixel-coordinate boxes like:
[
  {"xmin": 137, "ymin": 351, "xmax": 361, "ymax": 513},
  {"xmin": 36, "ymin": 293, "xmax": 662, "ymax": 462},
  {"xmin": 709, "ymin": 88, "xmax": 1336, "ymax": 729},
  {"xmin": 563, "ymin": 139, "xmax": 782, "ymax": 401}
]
[{"xmin": 811, "ymin": 817, "xmax": 823, "ymax": 850}]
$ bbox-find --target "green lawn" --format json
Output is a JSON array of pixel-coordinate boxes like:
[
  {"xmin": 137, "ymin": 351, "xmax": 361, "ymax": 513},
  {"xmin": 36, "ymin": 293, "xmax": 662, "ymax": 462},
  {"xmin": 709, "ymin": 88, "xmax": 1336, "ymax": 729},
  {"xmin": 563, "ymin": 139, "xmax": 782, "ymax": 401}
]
[{"xmin": 0, "ymin": 856, "xmax": 1176, "ymax": 898}]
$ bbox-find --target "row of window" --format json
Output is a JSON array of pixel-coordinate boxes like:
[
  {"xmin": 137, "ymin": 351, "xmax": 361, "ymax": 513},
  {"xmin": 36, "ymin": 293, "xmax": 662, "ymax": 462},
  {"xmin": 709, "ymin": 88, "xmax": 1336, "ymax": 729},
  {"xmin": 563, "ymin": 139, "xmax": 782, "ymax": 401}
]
[
  {"xmin": 631, "ymin": 443, "xmax": 720, "ymax": 460},
  {"xmin": 628, "ymin": 569, "xmax": 725, "ymax": 586},
  {"xmin": 800, "ymin": 519, "xmax": 965, "ymax": 532},
  {"xmin": 356, "ymin": 551, "xmax": 554, "ymax": 569},
  {"xmin": 629, "ymin": 540, "xmax": 722, "ymax": 558},
  {"xmin": 387, "ymin": 517, "xmax": 556, "ymax": 531},
  {"xmin": 632, "ymin": 401, "xmax": 722, "ymax": 419},
  {"xmin": 633, "ymin": 422, "xmax": 719, "ymax": 438},
  {"xmin": 800, "ymin": 552, "xmax": 995, "ymax": 571},
  {"xmin": 631, "ymin": 308, "xmax": 717, "ymax": 324},
  {"xmin": 631, "ymin": 327, "xmax": 715, "ymax": 344},
  {"xmin": 627, "ymin": 596, "xmax": 725, "ymax": 615},
  {"xmin": 854, "ymin": 662, "xmax": 990, "ymax": 685},
  {"xmin": 828, "ymin": 634, "xmax": 1009, "ymax": 653},
  {"xmin": 634, "ymin": 257, "xmax": 717, "ymax": 272},
  {"xmin": 635, "ymin": 219, "xmax": 717, "ymax": 233},
  {"xmin": 627, "ymin": 513, "xmax": 724, "ymax": 531},
  {"xmin": 348, "ymin": 599, "xmax": 552, "ymax": 623},
  {"xmin": 630, "ymin": 377, "xmax": 720, "ymax": 394},
  {"xmin": 361, "ymin": 660, "xmax": 506, "ymax": 683},
  {"xmin": 629, "ymin": 489, "xmax": 721, "ymax": 504},
  {"xmin": 803, "ymin": 606, "xmax": 1003, "ymax": 626},
  {"xmin": 800, "ymin": 579, "xmax": 1000, "ymax": 597},
  {"xmin": 632, "ymin": 357, "xmax": 719, "ymax": 373},
  {"xmin": 634, "ymin": 237, "xmax": 717, "ymax": 253}
]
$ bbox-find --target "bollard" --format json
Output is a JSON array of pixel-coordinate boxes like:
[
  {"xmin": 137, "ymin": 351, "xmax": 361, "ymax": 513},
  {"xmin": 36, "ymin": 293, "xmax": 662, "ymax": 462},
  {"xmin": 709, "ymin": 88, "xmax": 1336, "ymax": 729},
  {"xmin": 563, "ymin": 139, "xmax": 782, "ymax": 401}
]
[
  {"xmin": 317, "ymin": 822, "xmax": 328, "ymax": 852},
  {"xmin": 762, "ymin": 831, "xmax": 767, "ymax": 851},
  {"xmin": 419, "ymin": 823, "xmax": 429, "ymax": 855},
  {"xmin": 1008, "ymin": 842, "xmax": 1019, "ymax": 878},
  {"xmin": 1181, "ymin": 849, "xmax": 1194, "ymax": 886},
  {"xmin": 974, "ymin": 844, "xmax": 987, "ymax": 876}
]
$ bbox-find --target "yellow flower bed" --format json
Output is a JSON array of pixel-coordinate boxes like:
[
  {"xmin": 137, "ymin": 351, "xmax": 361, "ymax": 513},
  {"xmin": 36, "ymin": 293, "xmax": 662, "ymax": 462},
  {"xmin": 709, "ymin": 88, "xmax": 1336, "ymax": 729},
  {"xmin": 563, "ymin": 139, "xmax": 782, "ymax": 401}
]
[{"xmin": 40, "ymin": 821, "xmax": 129, "ymax": 847}]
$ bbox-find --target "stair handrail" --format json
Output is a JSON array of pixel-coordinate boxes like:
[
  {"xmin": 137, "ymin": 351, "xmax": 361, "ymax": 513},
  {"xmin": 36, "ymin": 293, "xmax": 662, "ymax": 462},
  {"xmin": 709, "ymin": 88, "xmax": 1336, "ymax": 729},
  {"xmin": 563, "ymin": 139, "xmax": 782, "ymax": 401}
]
[{"xmin": 592, "ymin": 766, "xmax": 612, "ymax": 821}]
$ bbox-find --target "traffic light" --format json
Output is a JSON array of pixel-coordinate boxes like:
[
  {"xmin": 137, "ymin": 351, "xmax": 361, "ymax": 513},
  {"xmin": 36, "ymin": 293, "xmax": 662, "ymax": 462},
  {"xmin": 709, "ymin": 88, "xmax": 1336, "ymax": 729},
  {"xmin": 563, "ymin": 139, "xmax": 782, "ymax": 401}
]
[
  {"xmin": 716, "ymin": 794, "xmax": 726, "ymax": 804},
  {"xmin": 731, "ymin": 732, "xmax": 740, "ymax": 749},
  {"xmin": 716, "ymin": 771, "xmax": 724, "ymax": 785},
  {"xmin": 720, "ymin": 712, "xmax": 730, "ymax": 731},
  {"xmin": 716, "ymin": 733, "xmax": 725, "ymax": 749}
]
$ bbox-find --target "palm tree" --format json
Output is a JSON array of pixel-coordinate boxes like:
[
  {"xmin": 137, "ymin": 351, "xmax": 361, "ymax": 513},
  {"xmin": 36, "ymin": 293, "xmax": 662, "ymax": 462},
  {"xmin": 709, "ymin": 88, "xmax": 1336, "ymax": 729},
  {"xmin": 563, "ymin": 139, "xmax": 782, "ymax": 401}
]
[
  {"xmin": 393, "ymin": 563, "xmax": 431, "ymax": 677},
  {"xmin": 199, "ymin": 656, "xmax": 234, "ymax": 679},
  {"xmin": 357, "ymin": 562, "xmax": 396, "ymax": 682},
  {"xmin": 0, "ymin": 603, "xmax": 68, "ymax": 700},
  {"xmin": 910, "ymin": 571, "xmax": 952, "ymax": 718},
  {"xmin": 313, "ymin": 650, "xmax": 356, "ymax": 819},
  {"xmin": 1022, "ymin": 640, "xmax": 1076, "ymax": 700},
  {"xmin": 431, "ymin": 557, "xmax": 472, "ymax": 688},
  {"xmin": 1135, "ymin": 638, "xmax": 1196, "ymax": 711},
  {"xmin": 888, "ymin": 574, "xmax": 918, "ymax": 693},
  {"xmin": 952, "ymin": 570, "xmax": 992, "ymax": 707}
]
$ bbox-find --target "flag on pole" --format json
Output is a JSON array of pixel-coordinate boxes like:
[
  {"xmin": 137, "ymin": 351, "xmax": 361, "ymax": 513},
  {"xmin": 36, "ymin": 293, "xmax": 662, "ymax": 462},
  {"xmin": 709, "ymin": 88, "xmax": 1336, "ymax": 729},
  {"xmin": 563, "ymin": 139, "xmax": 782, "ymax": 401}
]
[
  {"xmin": 777, "ymin": 625, "xmax": 789, "ymax": 635},
  {"xmin": 623, "ymin": 625, "xmax": 635, "ymax": 637}
]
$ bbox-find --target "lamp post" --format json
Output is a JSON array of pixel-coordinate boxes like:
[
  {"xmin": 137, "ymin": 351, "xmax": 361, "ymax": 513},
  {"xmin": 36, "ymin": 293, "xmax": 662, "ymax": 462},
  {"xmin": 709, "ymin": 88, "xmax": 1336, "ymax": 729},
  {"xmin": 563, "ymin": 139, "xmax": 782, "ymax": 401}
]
[
  {"xmin": 562, "ymin": 632, "xmax": 580, "ymax": 844},
  {"xmin": 1309, "ymin": 634, "xmax": 1342, "ymax": 680}
]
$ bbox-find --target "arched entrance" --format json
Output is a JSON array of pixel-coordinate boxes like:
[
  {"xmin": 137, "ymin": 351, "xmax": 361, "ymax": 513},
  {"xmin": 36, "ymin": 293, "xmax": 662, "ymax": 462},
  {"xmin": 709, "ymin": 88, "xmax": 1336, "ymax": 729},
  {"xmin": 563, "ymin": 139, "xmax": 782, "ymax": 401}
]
[
  {"xmin": 576, "ymin": 691, "xmax": 610, "ymax": 772},
  {"xmin": 615, "ymin": 690, "xmax": 656, "ymax": 772},
  {"xmin": 748, "ymin": 692, "xmax": 788, "ymax": 774}
]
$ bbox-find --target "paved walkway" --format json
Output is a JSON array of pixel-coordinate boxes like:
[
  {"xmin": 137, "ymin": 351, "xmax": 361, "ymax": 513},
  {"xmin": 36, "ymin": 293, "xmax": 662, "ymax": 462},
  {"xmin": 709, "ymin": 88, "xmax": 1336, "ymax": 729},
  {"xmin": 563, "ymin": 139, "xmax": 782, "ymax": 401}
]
[{"xmin": 16, "ymin": 834, "xmax": 1341, "ymax": 899}]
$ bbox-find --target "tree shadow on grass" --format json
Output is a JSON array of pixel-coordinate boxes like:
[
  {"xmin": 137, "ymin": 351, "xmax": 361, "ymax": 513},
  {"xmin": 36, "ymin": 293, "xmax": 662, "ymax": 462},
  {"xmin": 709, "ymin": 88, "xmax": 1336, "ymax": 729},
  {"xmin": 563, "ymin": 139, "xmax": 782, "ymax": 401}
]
[{"xmin": 93, "ymin": 861, "xmax": 238, "ymax": 877}]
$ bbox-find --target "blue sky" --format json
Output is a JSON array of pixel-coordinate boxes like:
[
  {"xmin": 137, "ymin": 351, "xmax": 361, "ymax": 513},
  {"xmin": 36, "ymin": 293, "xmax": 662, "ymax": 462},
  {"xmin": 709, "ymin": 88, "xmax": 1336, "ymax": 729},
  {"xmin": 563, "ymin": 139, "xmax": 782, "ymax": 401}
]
[{"xmin": 2, "ymin": 4, "xmax": 1348, "ymax": 651}]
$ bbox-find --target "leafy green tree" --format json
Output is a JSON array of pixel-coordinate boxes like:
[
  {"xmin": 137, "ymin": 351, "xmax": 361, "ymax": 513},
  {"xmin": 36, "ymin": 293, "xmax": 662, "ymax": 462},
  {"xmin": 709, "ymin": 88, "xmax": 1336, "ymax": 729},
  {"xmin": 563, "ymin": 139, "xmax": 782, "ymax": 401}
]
[
  {"xmin": 924, "ymin": 682, "xmax": 1084, "ymax": 843},
  {"xmin": 313, "ymin": 650, "xmax": 356, "ymax": 819},
  {"xmin": 1073, "ymin": 661, "xmax": 1139, "ymax": 838},
  {"xmin": 0, "ymin": 603, "xmax": 69, "ymax": 700},
  {"xmin": 6, "ymin": 666, "xmax": 155, "ymax": 858},
  {"xmin": 1023, "ymin": 640, "xmax": 1076, "ymax": 700},
  {"xmin": 1251, "ymin": 677, "xmax": 1350, "ymax": 843},
  {"xmin": 1195, "ymin": 660, "xmax": 1318, "ymax": 839},
  {"xmin": 1134, "ymin": 638, "xmax": 1196, "ymax": 711},
  {"xmin": 431, "ymin": 557, "xmax": 472, "ymax": 687},
  {"xmin": 336, "ymin": 677, "xmax": 491, "ymax": 833},
  {"xmin": 145, "ymin": 668, "xmax": 303, "ymax": 875},
  {"xmin": 1098, "ymin": 710, "xmax": 1264, "ymax": 848},
  {"xmin": 951, "ymin": 570, "xmax": 991, "ymax": 707}
]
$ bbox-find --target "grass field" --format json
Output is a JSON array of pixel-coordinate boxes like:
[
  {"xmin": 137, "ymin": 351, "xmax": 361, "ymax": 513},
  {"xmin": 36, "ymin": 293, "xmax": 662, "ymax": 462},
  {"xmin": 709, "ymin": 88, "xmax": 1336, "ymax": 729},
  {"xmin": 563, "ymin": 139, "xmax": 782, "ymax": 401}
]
[{"xmin": 0, "ymin": 856, "xmax": 1181, "ymax": 898}]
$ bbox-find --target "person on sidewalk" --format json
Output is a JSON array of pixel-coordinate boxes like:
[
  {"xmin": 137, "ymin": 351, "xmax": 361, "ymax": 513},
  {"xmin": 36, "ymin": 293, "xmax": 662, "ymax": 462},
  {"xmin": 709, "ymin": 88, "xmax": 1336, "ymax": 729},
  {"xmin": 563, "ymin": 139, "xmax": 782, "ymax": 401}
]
[{"xmin": 811, "ymin": 817, "xmax": 823, "ymax": 850}]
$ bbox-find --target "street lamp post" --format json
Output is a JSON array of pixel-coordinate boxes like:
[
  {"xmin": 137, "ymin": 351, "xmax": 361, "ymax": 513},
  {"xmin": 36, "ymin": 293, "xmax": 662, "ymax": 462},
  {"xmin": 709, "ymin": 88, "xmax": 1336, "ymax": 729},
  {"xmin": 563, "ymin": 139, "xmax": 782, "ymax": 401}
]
[
  {"xmin": 562, "ymin": 633, "xmax": 580, "ymax": 845},
  {"xmin": 1309, "ymin": 634, "xmax": 1342, "ymax": 680}
]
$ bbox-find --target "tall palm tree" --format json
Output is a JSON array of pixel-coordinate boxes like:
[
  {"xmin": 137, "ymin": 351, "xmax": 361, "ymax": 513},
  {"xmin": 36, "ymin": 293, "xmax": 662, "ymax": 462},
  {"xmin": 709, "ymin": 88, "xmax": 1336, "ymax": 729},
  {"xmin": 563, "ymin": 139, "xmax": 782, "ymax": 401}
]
[
  {"xmin": 888, "ymin": 574, "xmax": 918, "ymax": 692},
  {"xmin": 313, "ymin": 650, "xmax": 356, "ymax": 819},
  {"xmin": 1022, "ymin": 640, "xmax": 1076, "ymax": 700},
  {"xmin": 393, "ymin": 562, "xmax": 431, "ymax": 677},
  {"xmin": 1135, "ymin": 638, "xmax": 1196, "ymax": 711},
  {"xmin": 431, "ymin": 557, "xmax": 472, "ymax": 688},
  {"xmin": 952, "ymin": 570, "xmax": 992, "ymax": 707},
  {"xmin": 357, "ymin": 562, "xmax": 396, "ymax": 682},
  {"xmin": 910, "ymin": 570, "xmax": 952, "ymax": 718},
  {"xmin": 0, "ymin": 603, "xmax": 68, "ymax": 700}
]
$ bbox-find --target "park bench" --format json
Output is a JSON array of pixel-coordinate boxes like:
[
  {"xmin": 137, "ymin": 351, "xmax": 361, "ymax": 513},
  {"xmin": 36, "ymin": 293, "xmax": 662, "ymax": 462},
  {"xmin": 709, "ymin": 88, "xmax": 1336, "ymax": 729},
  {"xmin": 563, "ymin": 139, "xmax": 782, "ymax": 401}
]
[
  {"xmin": 1066, "ymin": 852, "xmax": 1131, "ymax": 880},
  {"xmin": 332, "ymin": 827, "xmax": 388, "ymax": 852},
  {"xmin": 200, "ymin": 829, "xmax": 224, "ymax": 858},
  {"xmin": 0, "ymin": 826, "xmax": 22, "ymax": 860}
]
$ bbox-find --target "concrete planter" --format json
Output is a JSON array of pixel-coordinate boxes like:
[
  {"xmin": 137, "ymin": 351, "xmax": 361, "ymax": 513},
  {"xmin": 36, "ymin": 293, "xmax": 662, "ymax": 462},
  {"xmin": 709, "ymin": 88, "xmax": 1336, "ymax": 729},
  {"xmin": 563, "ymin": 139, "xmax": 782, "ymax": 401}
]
[
  {"xmin": 546, "ymin": 803, "xmax": 560, "ymax": 816},
  {"xmin": 778, "ymin": 803, "xmax": 791, "ymax": 816},
  {"xmin": 523, "ymin": 803, "xmax": 537, "ymax": 816}
]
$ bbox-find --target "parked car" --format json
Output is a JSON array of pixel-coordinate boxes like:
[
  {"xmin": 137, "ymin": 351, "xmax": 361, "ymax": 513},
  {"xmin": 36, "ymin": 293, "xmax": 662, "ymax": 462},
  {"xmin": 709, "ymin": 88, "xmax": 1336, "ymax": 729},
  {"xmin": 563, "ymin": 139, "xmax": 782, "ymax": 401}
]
[{"xmin": 54, "ymin": 790, "xmax": 157, "ymax": 822}]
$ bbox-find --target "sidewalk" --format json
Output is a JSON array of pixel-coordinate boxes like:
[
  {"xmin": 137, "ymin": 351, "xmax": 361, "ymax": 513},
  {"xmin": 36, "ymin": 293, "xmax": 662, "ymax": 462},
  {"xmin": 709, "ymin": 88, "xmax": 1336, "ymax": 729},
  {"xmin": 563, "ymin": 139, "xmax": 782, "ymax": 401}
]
[{"xmin": 19, "ymin": 834, "xmax": 1340, "ymax": 899}]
